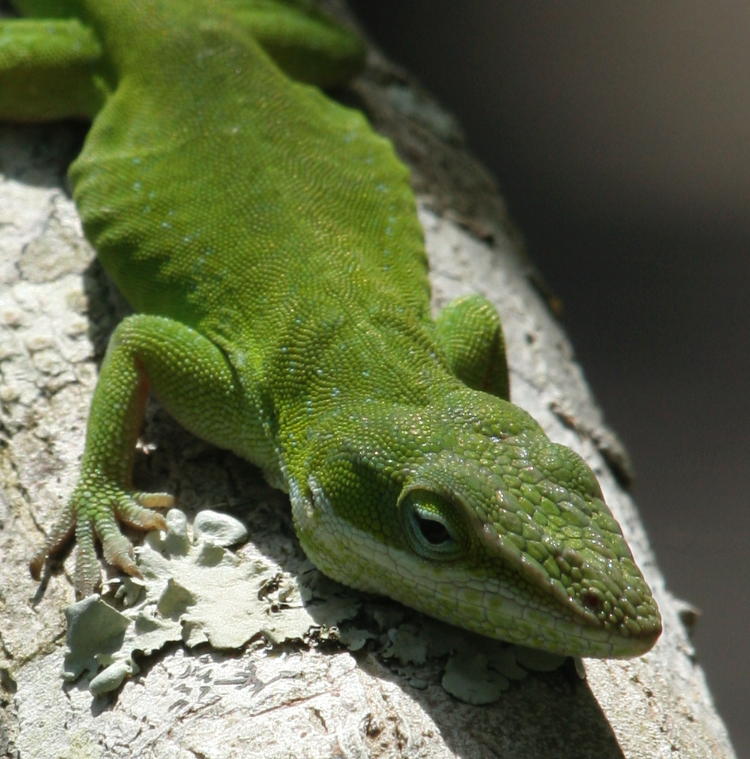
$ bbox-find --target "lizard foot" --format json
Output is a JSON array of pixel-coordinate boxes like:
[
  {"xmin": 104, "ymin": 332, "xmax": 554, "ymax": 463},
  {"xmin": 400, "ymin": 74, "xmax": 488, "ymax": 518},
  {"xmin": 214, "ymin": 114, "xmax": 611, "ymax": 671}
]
[{"xmin": 30, "ymin": 478, "xmax": 172, "ymax": 597}]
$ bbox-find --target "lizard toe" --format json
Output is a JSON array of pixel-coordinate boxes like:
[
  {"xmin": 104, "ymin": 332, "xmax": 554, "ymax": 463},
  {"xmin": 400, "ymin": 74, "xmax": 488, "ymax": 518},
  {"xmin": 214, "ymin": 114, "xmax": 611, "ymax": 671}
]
[
  {"xmin": 29, "ymin": 500, "xmax": 76, "ymax": 580},
  {"xmin": 74, "ymin": 514, "xmax": 103, "ymax": 597},
  {"xmin": 117, "ymin": 491, "xmax": 172, "ymax": 531}
]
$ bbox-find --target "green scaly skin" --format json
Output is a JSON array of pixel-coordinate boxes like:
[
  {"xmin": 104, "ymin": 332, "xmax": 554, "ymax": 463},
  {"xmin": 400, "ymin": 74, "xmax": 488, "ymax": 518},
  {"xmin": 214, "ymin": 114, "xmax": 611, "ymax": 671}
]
[{"xmin": 1, "ymin": 0, "xmax": 661, "ymax": 658}]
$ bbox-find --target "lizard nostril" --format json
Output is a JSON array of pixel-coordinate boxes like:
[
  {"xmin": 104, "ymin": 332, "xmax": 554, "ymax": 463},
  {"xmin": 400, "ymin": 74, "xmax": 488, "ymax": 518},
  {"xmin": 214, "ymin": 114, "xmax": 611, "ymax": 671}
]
[{"xmin": 581, "ymin": 589, "xmax": 603, "ymax": 612}]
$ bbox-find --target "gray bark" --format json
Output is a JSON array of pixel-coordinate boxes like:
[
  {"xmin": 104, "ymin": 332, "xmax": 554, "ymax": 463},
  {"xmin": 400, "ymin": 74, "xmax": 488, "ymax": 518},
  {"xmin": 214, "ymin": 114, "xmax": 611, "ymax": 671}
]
[{"xmin": 0, "ymin": 4, "xmax": 736, "ymax": 758}]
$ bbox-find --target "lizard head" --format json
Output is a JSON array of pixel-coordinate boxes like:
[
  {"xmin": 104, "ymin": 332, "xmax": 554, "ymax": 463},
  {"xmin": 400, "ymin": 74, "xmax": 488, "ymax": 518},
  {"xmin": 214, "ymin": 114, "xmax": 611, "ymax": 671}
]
[{"xmin": 292, "ymin": 387, "xmax": 662, "ymax": 658}]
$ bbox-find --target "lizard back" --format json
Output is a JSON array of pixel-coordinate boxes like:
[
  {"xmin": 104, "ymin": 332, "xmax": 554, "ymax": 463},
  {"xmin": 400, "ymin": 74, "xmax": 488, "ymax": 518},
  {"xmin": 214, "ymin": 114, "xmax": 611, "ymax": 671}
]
[{"xmin": 68, "ymin": 0, "xmax": 430, "ymax": 350}]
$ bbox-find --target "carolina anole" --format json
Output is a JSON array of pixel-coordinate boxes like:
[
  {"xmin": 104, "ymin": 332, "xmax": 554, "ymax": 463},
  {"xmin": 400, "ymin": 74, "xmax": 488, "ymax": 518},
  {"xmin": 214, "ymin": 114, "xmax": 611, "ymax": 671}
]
[{"xmin": 0, "ymin": 0, "xmax": 660, "ymax": 658}]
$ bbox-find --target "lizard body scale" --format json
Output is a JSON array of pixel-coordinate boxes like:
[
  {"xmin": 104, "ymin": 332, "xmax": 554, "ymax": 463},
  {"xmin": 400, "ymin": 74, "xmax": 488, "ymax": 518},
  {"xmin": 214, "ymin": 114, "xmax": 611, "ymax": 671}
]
[{"xmin": 0, "ymin": 0, "xmax": 661, "ymax": 657}]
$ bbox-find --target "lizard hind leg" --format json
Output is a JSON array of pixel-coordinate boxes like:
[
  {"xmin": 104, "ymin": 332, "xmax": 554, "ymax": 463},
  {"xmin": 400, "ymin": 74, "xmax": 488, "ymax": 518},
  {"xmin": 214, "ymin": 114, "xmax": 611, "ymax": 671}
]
[
  {"xmin": 229, "ymin": 0, "xmax": 366, "ymax": 88},
  {"xmin": 434, "ymin": 293, "xmax": 510, "ymax": 399},
  {"xmin": 0, "ymin": 17, "xmax": 104, "ymax": 122}
]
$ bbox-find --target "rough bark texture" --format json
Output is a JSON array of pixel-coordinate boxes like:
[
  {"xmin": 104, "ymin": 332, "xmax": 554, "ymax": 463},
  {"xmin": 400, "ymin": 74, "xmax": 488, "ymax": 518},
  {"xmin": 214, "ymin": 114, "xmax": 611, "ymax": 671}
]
[{"xmin": 0, "ymin": 4, "xmax": 737, "ymax": 758}]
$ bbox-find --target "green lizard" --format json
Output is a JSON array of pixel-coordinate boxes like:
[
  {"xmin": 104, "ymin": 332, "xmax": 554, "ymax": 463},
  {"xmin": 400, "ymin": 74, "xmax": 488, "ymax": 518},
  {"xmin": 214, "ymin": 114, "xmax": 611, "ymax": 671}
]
[{"xmin": 0, "ymin": 0, "xmax": 661, "ymax": 658}]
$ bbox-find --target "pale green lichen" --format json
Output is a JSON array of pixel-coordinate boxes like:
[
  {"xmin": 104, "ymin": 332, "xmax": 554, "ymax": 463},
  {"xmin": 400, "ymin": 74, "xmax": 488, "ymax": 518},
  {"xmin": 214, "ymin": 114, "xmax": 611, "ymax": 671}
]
[{"xmin": 64, "ymin": 508, "xmax": 335, "ymax": 694}]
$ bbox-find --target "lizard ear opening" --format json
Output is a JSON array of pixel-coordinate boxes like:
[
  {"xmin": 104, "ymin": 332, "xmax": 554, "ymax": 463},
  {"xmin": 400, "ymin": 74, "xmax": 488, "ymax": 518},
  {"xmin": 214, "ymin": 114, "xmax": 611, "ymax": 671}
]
[{"xmin": 399, "ymin": 488, "xmax": 464, "ymax": 560}]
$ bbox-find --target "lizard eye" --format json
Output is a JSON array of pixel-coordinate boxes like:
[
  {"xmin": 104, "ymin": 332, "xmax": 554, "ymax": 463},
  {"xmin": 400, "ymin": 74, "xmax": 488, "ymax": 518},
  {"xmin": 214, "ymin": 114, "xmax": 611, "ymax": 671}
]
[{"xmin": 401, "ymin": 489, "xmax": 463, "ymax": 559}]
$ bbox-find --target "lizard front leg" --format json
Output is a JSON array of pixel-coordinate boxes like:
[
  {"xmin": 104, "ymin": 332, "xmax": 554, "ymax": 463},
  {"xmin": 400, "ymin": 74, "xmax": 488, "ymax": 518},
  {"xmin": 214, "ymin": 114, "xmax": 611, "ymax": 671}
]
[
  {"xmin": 31, "ymin": 313, "xmax": 250, "ymax": 596},
  {"xmin": 434, "ymin": 293, "xmax": 510, "ymax": 399}
]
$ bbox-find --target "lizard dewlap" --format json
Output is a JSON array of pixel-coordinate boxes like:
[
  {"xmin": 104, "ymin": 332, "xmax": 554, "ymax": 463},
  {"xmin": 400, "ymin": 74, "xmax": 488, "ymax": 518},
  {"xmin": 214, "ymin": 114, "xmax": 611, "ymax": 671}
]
[{"xmin": 1, "ymin": 0, "xmax": 661, "ymax": 658}]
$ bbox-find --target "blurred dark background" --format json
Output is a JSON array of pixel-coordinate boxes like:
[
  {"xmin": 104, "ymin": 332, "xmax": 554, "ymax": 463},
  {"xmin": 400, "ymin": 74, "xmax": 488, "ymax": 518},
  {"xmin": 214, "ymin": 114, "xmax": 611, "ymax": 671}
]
[{"xmin": 350, "ymin": 1, "xmax": 748, "ymax": 754}]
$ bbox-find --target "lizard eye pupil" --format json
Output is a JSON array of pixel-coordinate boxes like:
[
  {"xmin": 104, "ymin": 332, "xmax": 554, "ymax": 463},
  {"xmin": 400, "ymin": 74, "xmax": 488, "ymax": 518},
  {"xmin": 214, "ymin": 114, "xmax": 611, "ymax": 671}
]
[{"xmin": 416, "ymin": 514, "xmax": 452, "ymax": 545}]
